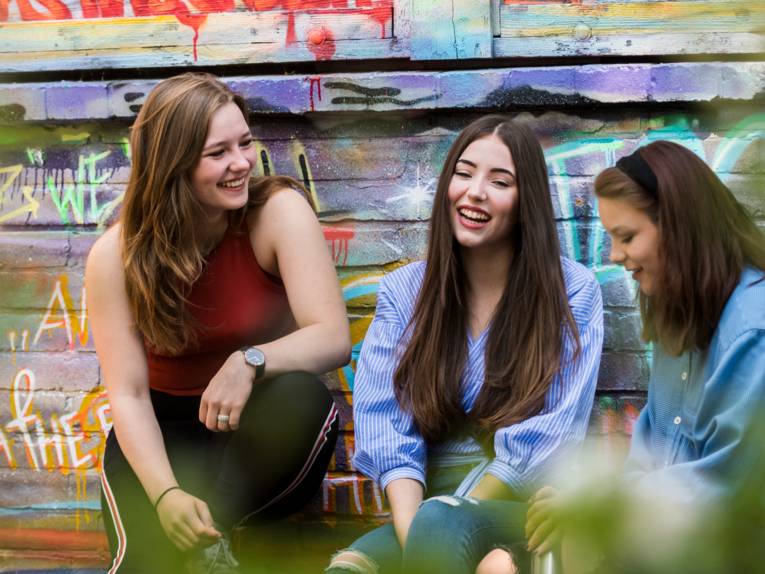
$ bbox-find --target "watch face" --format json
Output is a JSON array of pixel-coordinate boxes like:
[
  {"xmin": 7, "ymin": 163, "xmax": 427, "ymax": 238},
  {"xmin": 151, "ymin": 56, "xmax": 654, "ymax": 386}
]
[{"xmin": 244, "ymin": 347, "xmax": 265, "ymax": 367}]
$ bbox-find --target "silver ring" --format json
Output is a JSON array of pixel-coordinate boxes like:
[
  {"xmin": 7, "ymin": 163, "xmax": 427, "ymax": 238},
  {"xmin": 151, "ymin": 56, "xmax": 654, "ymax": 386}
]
[{"xmin": 217, "ymin": 414, "xmax": 230, "ymax": 423}]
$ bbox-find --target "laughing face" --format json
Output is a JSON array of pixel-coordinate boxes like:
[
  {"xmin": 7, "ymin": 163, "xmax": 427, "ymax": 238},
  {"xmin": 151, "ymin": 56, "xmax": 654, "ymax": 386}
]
[
  {"xmin": 447, "ymin": 134, "xmax": 519, "ymax": 254},
  {"xmin": 190, "ymin": 101, "xmax": 256, "ymax": 217},
  {"xmin": 598, "ymin": 195, "xmax": 662, "ymax": 296}
]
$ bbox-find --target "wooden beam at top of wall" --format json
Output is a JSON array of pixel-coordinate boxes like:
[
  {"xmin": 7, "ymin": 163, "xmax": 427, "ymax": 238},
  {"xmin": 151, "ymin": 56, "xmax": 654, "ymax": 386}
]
[
  {"xmin": 495, "ymin": 0, "xmax": 765, "ymax": 57},
  {"xmin": 0, "ymin": 61, "xmax": 763, "ymax": 123}
]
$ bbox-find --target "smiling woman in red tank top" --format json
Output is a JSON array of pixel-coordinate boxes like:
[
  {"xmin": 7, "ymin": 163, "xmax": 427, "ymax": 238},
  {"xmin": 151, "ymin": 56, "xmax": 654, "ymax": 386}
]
[{"xmin": 86, "ymin": 73, "xmax": 351, "ymax": 573}]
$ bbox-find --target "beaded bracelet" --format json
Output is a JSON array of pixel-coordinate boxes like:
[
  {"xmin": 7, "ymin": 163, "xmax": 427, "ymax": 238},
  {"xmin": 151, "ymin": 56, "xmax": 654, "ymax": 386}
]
[{"xmin": 153, "ymin": 485, "xmax": 181, "ymax": 511}]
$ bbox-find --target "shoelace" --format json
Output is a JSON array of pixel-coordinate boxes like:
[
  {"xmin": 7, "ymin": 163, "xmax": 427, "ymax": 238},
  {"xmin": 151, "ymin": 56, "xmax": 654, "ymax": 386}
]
[{"xmin": 211, "ymin": 537, "xmax": 239, "ymax": 569}]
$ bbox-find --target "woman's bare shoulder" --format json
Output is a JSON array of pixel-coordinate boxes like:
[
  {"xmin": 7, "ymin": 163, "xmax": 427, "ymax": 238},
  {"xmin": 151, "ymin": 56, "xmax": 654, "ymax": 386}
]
[
  {"xmin": 258, "ymin": 185, "xmax": 313, "ymax": 215},
  {"xmin": 86, "ymin": 223, "xmax": 124, "ymax": 281},
  {"xmin": 247, "ymin": 186, "xmax": 317, "ymax": 235}
]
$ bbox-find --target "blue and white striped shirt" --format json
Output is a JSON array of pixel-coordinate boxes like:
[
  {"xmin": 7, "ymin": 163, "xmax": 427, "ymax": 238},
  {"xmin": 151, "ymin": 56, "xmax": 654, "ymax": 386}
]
[{"xmin": 352, "ymin": 259, "xmax": 604, "ymax": 497}]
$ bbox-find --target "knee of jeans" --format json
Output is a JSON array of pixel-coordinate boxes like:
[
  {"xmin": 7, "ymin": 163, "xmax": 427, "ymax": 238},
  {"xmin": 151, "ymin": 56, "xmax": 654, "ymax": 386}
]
[
  {"xmin": 327, "ymin": 549, "xmax": 378, "ymax": 574},
  {"xmin": 424, "ymin": 495, "xmax": 479, "ymax": 507},
  {"xmin": 419, "ymin": 495, "xmax": 478, "ymax": 516},
  {"xmin": 408, "ymin": 495, "xmax": 479, "ymax": 536}
]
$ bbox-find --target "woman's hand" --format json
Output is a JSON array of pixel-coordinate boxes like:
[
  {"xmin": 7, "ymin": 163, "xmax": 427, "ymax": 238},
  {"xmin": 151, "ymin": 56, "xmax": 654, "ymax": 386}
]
[
  {"xmin": 199, "ymin": 351, "xmax": 254, "ymax": 431},
  {"xmin": 526, "ymin": 486, "xmax": 563, "ymax": 554},
  {"xmin": 155, "ymin": 488, "xmax": 221, "ymax": 551}
]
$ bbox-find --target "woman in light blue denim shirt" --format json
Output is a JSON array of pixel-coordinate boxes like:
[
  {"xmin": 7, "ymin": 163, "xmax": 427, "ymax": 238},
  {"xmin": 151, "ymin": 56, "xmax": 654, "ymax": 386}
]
[
  {"xmin": 513, "ymin": 140, "xmax": 765, "ymax": 572},
  {"xmin": 595, "ymin": 141, "xmax": 765, "ymax": 502}
]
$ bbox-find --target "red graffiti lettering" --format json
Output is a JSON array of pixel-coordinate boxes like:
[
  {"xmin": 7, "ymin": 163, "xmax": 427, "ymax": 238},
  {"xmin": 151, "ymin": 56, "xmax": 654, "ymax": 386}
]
[
  {"xmin": 13, "ymin": 0, "xmax": 72, "ymax": 20},
  {"xmin": 241, "ymin": 0, "xmax": 277, "ymax": 8},
  {"xmin": 307, "ymin": 76, "xmax": 322, "ymax": 112},
  {"xmin": 2, "ymin": 0, "xmax": 393, "ymax": 62},
  {"xmin": 81, "ymin": 0, "xmax": 123, "ymax": 17},
  {"xmin": 323, "ymin": 227, "xmax": 354, "ymax": 265},
  {"xmin": 504, "ymin": 0, "xmax": 581, "ymax": 4},
  {"xmin": 189, "ymin": 0, "xmax": 232, "ymax": 10},
  {"xmin": 129, "ymin": 0, "xmax": 209, "ymax": 59},
  {"xmin": 355, "ymin": 0, "xmax": 391, "ymax": 38}
]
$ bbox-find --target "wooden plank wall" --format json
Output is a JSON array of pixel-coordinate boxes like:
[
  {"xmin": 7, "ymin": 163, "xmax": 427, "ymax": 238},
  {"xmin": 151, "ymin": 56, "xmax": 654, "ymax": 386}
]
[
  {"xmin": 0, "ymin": 1, "xmax": 401, "ymax": 70},
  {"xmin": 495, "ymin": 0, "xmax": 765, "ymax": 57},
  {"xmin": 0, "ymin": 0, "xmax": 764, "ymax": 569}
]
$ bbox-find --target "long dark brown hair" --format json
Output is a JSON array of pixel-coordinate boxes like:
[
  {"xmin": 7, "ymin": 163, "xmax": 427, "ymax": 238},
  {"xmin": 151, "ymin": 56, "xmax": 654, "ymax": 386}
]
[
  {"xmin": 393, "ymin": 115, "xmax": 580, "ymax": 444},
  {"xmin": 121, "ymin": 73, "xmax": 309, "ymax": 355},
  {"xmin": 595, "ymin": 140, "xmax": 765, "ymax": 356}
]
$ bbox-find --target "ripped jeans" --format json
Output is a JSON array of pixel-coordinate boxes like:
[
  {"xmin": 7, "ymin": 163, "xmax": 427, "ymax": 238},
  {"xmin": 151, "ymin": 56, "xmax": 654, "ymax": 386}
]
[{"xmin": 327, "ymin": 462, "xmax": 530, "ymax": 574}]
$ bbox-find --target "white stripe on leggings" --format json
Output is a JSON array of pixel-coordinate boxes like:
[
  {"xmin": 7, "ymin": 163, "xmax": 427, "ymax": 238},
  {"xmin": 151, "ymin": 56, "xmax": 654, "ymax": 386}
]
[
  {"xmin": 237, "ymin": 402, "xmax": 339, "ymax": 524},
  {"xmin": 100, "ymin": 465, "xmax": 128, "ymax": 573}
]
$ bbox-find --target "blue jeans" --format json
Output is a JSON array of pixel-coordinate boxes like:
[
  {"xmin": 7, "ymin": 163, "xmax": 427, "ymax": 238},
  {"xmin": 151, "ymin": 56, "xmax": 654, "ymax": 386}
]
[{"xmin": 328, "ymin": 464, "xmax": 529, "ymax": 574}]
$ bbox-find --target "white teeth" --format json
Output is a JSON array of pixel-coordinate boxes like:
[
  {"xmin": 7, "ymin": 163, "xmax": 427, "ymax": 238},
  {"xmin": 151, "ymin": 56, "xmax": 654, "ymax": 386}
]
[
  {"xmin": 458, "ymin": 207, "xmax": 490, "ymax": 222},
  {"xmin": 219, "ymin": 178, "xmax": 245, "ymax": 188}
]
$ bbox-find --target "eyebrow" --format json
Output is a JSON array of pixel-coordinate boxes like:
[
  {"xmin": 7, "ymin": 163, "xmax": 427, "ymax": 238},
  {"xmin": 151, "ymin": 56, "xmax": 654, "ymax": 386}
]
[
  {"xmin": 609, "ymin": 225, "xmax": 634, "ymax": 235},
  {"xmin": 456, "ymin": 159, "xmax": 515, "ymax": 177},
  {"xmin": 203, "ymin": 131, "xmax": 253, "ymax": 151}
]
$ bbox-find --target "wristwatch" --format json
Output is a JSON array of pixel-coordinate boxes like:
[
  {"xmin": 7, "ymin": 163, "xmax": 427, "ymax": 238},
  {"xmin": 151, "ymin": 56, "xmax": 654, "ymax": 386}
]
[{"xmin": 240, "ymin": 346, "xmax": 266, "ymax": 380}]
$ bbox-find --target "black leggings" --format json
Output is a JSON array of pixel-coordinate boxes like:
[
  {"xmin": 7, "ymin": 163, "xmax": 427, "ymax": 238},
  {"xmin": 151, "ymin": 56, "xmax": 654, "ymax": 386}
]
[{"xmin": 101, "ymin": 371, "xmax": 339, "ymax": 573}]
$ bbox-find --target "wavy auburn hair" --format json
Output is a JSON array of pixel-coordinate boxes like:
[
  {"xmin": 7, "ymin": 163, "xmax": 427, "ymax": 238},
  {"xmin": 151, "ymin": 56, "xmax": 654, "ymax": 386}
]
[
  {"xmin": 121, "ymin": 73, "xmax": 309, "ymax": 355},
  {"xmin": 595, "ymin": 140, "xmax": 765, "ymax": 355},
  {"xmin": 393, "ymin": 115, "xmax": 580, "ymax": 444}
]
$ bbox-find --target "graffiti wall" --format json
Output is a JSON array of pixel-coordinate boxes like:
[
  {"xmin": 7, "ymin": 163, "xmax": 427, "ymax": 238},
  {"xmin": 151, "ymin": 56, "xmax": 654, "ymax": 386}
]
[
  {"xmin": 2, "ymin": 0, "xmax": 762, "ymax": 70},
  {"xmin": 0, "ymin": 0, "xmax": 763, "ymax": 569},
  {"xmin": 2, "ymin": 96, "xmax": 763, "ymax": 567},
  {"xmin": 0, "ymin": 0, "xmax": 399, "ymax": 69}
]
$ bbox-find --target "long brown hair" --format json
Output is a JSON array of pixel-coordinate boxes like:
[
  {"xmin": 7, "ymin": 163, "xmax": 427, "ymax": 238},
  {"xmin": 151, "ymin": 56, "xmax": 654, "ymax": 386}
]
[
  {"xmin": 393, "ymin": 115, "xmax": 580, "ymax": 444},
  {"xmin": 121, "ymin": 73, "xmax": 309, "ymax": 355},
  {"xmin": 595, "ymin": 140, "xmax": 765, "ymax": 355}
]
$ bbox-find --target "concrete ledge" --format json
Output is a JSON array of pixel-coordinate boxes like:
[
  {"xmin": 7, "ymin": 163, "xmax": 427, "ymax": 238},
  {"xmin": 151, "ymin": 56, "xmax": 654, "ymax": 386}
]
[{"xmin": 0, "ymin": 62, "xmax": 763, "ymax": 122}]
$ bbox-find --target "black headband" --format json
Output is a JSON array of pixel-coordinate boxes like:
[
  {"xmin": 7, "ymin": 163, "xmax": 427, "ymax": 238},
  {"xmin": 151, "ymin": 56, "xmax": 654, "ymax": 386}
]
[{"xmin": 616, "ymin": 149, "xmax": 658, "ymax": 196}]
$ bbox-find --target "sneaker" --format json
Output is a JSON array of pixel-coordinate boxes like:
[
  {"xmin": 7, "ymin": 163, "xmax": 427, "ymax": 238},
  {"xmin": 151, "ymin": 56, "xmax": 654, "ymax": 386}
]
[{"xmin": 185, "ymin": 534, "xmax": 240, "ymax": 574}]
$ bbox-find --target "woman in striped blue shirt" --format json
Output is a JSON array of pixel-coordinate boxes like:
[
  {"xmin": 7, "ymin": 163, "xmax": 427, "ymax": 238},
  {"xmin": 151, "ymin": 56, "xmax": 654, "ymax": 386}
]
[{"xmin": 327, "ymin": 116, "xmax": 604, "ymax": 574}]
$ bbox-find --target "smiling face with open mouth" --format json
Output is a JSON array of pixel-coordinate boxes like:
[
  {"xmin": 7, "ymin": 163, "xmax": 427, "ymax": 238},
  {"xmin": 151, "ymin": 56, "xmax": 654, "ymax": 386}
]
[
  {"xmin": 447, "ymin": 134, "xmax": 519, "ymax": 255},
  {"xmin": 190, "ymin": 101, "xmax": 257, "ymax": 217}
]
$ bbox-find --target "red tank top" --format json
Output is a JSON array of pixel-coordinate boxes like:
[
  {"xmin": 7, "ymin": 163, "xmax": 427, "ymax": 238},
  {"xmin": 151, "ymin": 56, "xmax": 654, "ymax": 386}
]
[{"xmin": 146, "ymin": 227, "xmax": 293, "ymax": 396}]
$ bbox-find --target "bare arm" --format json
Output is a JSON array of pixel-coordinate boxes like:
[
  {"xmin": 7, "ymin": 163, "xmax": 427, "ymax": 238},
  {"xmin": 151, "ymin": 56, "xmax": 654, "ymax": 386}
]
[
  {"xmin": 469, "ymin": 473, "xmax": 519, "ymax": 501},
  {"xmin": 199, "ymin": 189, "xmax": 351, "ymax": 431},
  {"xmin": 86, "ymin": 227, "xmax": 219, "ymax": 550},
  {"xmin": 253, "ymin": 188, "xmax": 351, "ymax": 374},
  {"xmin": 385, "ymin": 478, "xmax": 424, "ymax": 548}
]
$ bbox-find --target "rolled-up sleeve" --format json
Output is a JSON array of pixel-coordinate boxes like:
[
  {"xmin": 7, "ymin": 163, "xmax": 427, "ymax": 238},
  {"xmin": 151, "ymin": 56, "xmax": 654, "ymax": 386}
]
[
  {"xmin": 351, "ymin": 276, "xmax": 427, "ymax": 491},
  {"xmin": 481, "ymin": 272, "xmax": 604, "ymax": 494}
]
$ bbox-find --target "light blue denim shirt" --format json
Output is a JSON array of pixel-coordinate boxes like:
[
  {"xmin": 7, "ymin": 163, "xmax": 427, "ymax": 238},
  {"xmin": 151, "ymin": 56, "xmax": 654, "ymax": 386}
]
[
  {"xmin": 352, "ymin": 259, "xmax": 604, "ymax": 497},
  {"xmin": 625, "ymin": 267, "xmax": 765, "ymax": 501}
]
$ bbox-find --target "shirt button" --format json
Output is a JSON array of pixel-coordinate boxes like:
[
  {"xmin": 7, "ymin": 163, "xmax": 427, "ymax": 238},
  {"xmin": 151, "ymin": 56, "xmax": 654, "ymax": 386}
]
[
  {"xmin": 674, "ymin": 416, "xmax": 682, "ymax": 425},
  {"xmin": 681, "ymin": 371, "xmax": 688, "ymax": 381}
]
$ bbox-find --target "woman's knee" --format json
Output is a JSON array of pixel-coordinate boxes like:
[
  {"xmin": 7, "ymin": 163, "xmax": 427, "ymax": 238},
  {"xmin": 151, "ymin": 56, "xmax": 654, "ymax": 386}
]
[
  {"xmin": 406, "ymin": 495, "xmax": 479, "ymax": 547},
  {"xmin": 264, "ymin": 371, "xmax": 333, "ymax": 412},
  {"xmin": 327, "ymin": 549, "xmax": 378, "ymax": 574},
  {"xmin": 412, "ymin": 495, "xmax": 477, "ymax": 526},
  {"xmin": 476, "ymin": 549, "xmax": 517, "ymax": 574},
  {"xmin": 246, "ymin": 371, "xmax": 334, "ymax": 425}
]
